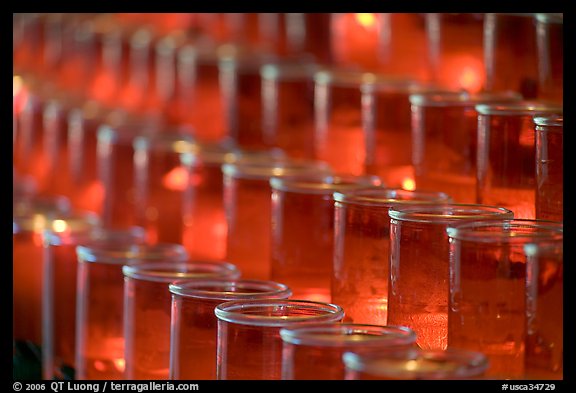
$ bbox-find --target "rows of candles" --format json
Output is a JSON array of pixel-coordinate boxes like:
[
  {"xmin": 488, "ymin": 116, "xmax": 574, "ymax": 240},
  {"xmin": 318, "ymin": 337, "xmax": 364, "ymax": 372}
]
[{"xmin": 13, "ymin": 13, "xmax": 563, "ymax": 381}]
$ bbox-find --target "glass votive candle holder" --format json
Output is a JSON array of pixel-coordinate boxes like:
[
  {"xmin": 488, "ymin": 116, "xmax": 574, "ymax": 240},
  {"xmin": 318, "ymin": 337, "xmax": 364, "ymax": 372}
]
[
  {"xmin": 260, "ymin": 60, "xmax": 319, "ymax": 159},
  {"xmin": 534, "ymin": 114, "xmax": 563, "ymax": 222},
  {"xmin": 13, "ymin": 195, "xmax": 72, "ymax": 346},
  {"xmin": 169, "ymin": 278, "xmax": 292, "ymax": 380},
  {"xmin": 132, "ymin": 131, "xmax": 195, "ymax": 245},
  {"xmin": 524, "ymin": 240, "xmax": 563, "ymax": 380},
  {"xmin": 270, "ymin": 173, "xmax": 382, "ymax": 303},
  {"xmin": 123, "ymin": 261, "xmax": 241, "ymax": 380},
  {"xmin": 314, "ymin": 69, "xmax": 424, "ymax": 180},
  {"xmin": 175, "ymin": 42, "xmax": 226, "ymax": 143},
  {"xmin": 42, "ymin": 224, "xmax": 144, "ymax": 380},
  {"xmin": 180, "ymin": 141, "xmax": 285, "ymax": 261},
  {"xmin": 75, "ymin": 243, "xmax": 189, "ymax": 380},
  {"xmin": 215, "ymin": 299, "xmax": 344, "ymax": 380},
  {"xmin": 387, "ymin": 203, "xmax": 514, "ymax": 351},
  {"xmin": 483, "ymin": 13, "xmax": 539, "ymax": 98},
  {"xmin": 218, "ymin": 45, "xmax": 277, "ymax": 149},
  {"xmin": 475, "ymin": 101, "xmax": 562, "ymax": 219},
  {"xmin": 535, "ymin": 13, "xmax": 563, "ymax": 103},
  {"xmin": 409, "ymin": 90, "xmax": 522, "ymax": 203},
  {"xmin": 446, "ymin": 219, "xmax": 563, "ymax": 379},
  {"xmin": 223, "ymin": 158, "xmax": 331, "ymax": 280},
  {"xmin": 343, "ymin": 347, "xmax": 490, "ymax": 380},
  {"xmin": 97, "ymin": 121, "xmax": 159, "ymax": 230},
  {"xmin": 280, "ymin": 323, "xmax": 417, "ymax": 380},
  {"xmin": 332, "ymin": 188, "xmax": 452, "ymax": 325}
]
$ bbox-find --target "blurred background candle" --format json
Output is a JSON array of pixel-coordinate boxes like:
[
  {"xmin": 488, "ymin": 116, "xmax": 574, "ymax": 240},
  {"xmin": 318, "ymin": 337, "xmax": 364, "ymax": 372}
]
[
  {"xmin": 43, "ymin": 221, "xmax": 146, "ymax": 380},
  {"xmin": 133, "ymin": 131, "xmax": 195, "ymax": 245},
  {"xmin": 535, "ymin": 14, "xmax": 563, "ymax": 104},
  {"xmin": 13, "ymin": 195, "xmax": 72, "ymax": 347},
  {"xmin": 260, "ymin": 60, "xmax": 319, "ymax": 159}
]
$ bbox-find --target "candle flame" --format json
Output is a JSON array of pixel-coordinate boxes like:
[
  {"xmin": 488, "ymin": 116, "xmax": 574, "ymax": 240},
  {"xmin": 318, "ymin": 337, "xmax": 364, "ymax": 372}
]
[
  {"xmin": 401, "ymin": 177, "xmax": 416, "ymax": 191},
  {"xmin": 13, "ymin": 75, "xmax": 23, "ymax": 97},
  {"xmin": 52, "ymin": 219, "xmax": 68, "ymax": 233},
  {"xmin": 162, "ymin": 166, "xmax": 189, "ymax": 191},
  {"xmin": 355, "ymin": 13, "xmax": 377, "ymax": 29}
]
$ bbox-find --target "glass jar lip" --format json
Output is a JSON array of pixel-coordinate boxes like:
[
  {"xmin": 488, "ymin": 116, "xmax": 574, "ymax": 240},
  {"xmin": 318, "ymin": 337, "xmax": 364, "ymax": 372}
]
[
  {"xmin": 334, "ymin": 188, "xmax": 452, "ymax": 206},
  {"xmin": 279, "ymin": 323, "xmax": 417, "ymax": 348},
  {"xmin": 314, "ymin": 69, "xmax": 420, "ymax": 90},
  {"xmin": 97, "ymin": 122, "xmax": 159, "ymax": 145},
  {"xmin": 261, "ymin": 61, "xmax": 320, "ymax": 81},
  {"xmin": 446, "ymin": 219, "xmax": 563, "ymax": 243},
  {"xmin": 181, "ymin": 143, "xmax": 286, "ymax": 166},
  {"xmin": 46, "ymin": 225, "xmax": 147, "ymax": 246},
  {"xmin": 388, "ymin": 204, "xmax": 513, "ymax": 224},
  {"xmin": 14, "ymin": 209, "xmax": 98, "ymax": 235},
  {"xmin": 133, "ymin": 131, "xmax": 195, "ymax": 153},
  {"xmin": 169, "ymin": 279, "xmax": 292, "ymax": 300},
  {"xmin": 409, "ymin": 90, "xmax": 522, "ymax": 107},
  {"xmin": 13, "ymin": 194, "xmax": 72, "ymax": 220},
  {"xmin": 475, "ymin": 101, "xmax": 562, "ymax": 116},
  {"xmin": 270, "ymin": 174, "xmax": 382, "ymax": 195},
  {"xmin": 535, "ymin": 13, "xmax": 563, "ymax": 24},
  {"xmin": 122, "ymin": 261, "xmax": 240, "ymax": 282},
  {"xmin": 214, "ymin": 299, "xmax": 344, "ymax": 327},
  {"xmin": 342, "ymin": 348, "xmax": 489, "ymax": 379},
  {"xmin": 76, "ymin": 242, "xmax": 189, "ymax": 265},
  {"xmin": 222, "ymin": 159, "xmax": 332, "ymax": 180},
  {"xmin": 534, "ymin": 113, "xmax": 563, "ymax": 128}
]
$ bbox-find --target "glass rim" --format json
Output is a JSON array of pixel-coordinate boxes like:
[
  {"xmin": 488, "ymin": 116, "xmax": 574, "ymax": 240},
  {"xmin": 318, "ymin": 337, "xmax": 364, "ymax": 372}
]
[
  {"xmin": 269, "ymin": 174, "xmax": 382, "ymax": 195},
  {"xmin": 409, "ymin": 90, "xmax": 522, "ymax": 107},
  {"xmin": 446, "ymin": 219, "xmax": 563, "ymax": 243},
  {"xmin": 388, "ymin": 203, "xmax": 513, "ymax": 223},
  {"xmin": 222, "ymin": 159, "xmax": 332, "ymax": 180},
  {"xmin": 169, "ymin": 278, "xmax": 292, "ymax": 300},
  {"xmin": 14, "ymin": 209, "xmax": 98, "ymax": 235},
  {"xmin": 342, "ymin": 348, "xmax": 490, "ymax": 379},
  {"xmin": 475, "ymin": 101, "xmax": 562, "ymax": 116},
  {"xmin": 122, "ymin": 261, "xmax": 240, "ymax": 282},
  {"xmin": 133, "ymin": 132, "xmax": 195, "ymax": 153},
  {"xmin": 76, "ymin": 242, "xmax": 189, "ymax": 265},
  {"xmin": 214, "ymin": 299, "xmax": 344, "ymax": 327},
  {"xmin": 314, "ymin": 69, "xmax": 419, "ymax": 89},
  {"xmin": 333, "ymin": 188, "xmax": 452, "ymax": 207},
  {"xmin": 279, "ymin": 323, "xmax": 417, "ymax": 348},
  {"xmin": 261, "ymin": 61, "xmax": 320, "ymax": 81},
  {"xmin": 524, "ymin": 241, "xmax": 563, "ymax": 258},
  {"xmin": 534, "ymin": 114, "xmax": 563, "ymax": 128}
]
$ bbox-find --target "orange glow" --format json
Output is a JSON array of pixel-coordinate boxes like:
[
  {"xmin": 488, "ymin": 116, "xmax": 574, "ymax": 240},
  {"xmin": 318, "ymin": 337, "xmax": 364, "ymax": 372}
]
[
  {"xmin": 52, "ymin": 219, "xmax": 68, "ymax": 233},
  {"xmin": 77, "ymin": 182, "xmax": 105, "ymax": 213},
  {"xmin": 13, "ymin": 75, "xmax": 29, "ymax": 115},
  {"xmin": 355, "ymin": 13, "xmax": 377, "ymax": 29},
  {"xmin": 162, "ymin": 166, "xmax": 189, "ymax": 191},
  {"xmin": 443, "ymin": 55, "xmax": 485, "ymax": 93},
  {"xmin": 13, "ymin": 75, "xmax": 23, "ymax": 97},
  {"xmin": 402, "ymin": 177, "xmax": 416, "ymax": 191},
  {"xmin": 113, "ymin": 358, "xmax": 126, "ymax": 372},
  {"xmin": 90, "ymin": 72, "xmax": 117, "ymax": 104}
]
